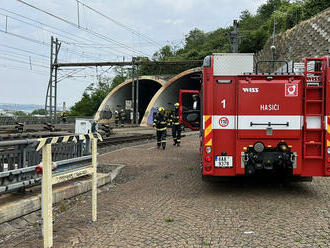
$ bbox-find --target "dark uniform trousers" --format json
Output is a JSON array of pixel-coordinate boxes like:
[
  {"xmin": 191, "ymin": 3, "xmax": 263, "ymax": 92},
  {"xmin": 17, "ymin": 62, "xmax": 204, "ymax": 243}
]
[
  {"xmin": 114, "ymin": 114, "xmax": 119, "ymax": 127},
  {"xmin": 153, "ymin": 114, "xmax": 167, "ymax": 149},
  {"xmin": 120, "ymin": 112, "xmax": 126, "ymax": 126},
  {"xmin": 156, "ymin": 129, "xmax": 167, "ymax": 148},
  {"xmin": 171, "ymin": 110, "xmax": 181, "ymax": 145},
  {"xmin": 172, "ymin": 124, "xmax": 181, "ymax": 144}
]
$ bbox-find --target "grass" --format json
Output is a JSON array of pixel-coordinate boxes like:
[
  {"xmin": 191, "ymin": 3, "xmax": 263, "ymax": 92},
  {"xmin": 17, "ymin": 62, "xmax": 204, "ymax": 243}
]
[
  {"xmin": 163, "ymin": 173, "xmax": 173, "ymax": 179},
  {"xmin": 58, "ymin": 202, "xmax": 68, "ymax": 213},
  {"xmin": 201, "ymin": 241, "xmax": 211, "ymax": 246},
  {"xmin": 164, "ymin": 217, "xmax": 174, "ymax": 223},
  {"xmin": 77, "ymin": 197, "xmax": 83, "ymax": 205},
  {"xmin": 295, "ymin": 237, "xmax": 302, "ymax": 242},
  {"xmin": 32, "ymin": 222, "xmax": 39, "ymax": 228},
  {"xmin": 266, "ymin": 210, "xmax": 273, "ymax": 215}
]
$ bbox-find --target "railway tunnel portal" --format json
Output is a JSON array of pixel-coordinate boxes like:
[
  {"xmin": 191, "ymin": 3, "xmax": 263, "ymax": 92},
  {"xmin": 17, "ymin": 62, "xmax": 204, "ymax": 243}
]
[{"xmin": 95, "ymin": 68, "xmax": 202, "ymax": 125}]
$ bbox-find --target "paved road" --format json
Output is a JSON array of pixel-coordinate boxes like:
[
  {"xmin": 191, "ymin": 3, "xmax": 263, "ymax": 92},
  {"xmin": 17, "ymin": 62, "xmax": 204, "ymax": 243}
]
[{"xmin": 6, "ymin": 135, "xmax": 330, "ymax": 247}]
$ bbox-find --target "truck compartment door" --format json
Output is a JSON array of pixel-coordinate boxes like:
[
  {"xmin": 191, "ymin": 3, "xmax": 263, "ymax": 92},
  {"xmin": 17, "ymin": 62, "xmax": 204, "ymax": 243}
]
[
  {"xmin": 179, "ymin": 90, "xmax": 200, "ymax": 131},
  {"xmin": 237, "ymin": 78, "xmax": 303, "ymax": 139}
]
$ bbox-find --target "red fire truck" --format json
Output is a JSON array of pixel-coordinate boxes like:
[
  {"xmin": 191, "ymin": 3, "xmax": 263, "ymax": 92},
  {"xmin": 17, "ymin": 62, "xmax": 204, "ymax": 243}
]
[{"xmin": 180, "ymin": 53, "xmax": 330, "ymax": 180}]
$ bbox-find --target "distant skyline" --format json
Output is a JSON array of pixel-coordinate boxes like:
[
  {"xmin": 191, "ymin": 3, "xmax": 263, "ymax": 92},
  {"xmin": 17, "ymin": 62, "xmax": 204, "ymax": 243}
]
[
  {"xmin": 0, "ymin": 0, "xmax": 267, "ymax": 106},
  {"xmin": 0, "ymin": 102, "xmax": 43, "ymax": 113}
]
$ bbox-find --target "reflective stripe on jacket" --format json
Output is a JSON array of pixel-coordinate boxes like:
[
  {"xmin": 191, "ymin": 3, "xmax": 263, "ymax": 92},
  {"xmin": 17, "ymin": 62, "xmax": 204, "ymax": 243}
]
[{"xmin": 153, "ymin": 113, "xmax": 167, "ymax": 130}]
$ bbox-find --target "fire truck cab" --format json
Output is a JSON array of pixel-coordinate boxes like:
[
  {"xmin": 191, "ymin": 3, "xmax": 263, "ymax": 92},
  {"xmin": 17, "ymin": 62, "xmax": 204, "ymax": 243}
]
[{"xmin": 180, "ymin": 53, "xmax": 330, "ymax": 179}]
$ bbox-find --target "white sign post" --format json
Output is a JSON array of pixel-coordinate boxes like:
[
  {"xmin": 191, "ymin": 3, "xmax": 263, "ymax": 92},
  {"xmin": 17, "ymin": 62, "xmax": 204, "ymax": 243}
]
[
  {"xmin": 37, "ymin": 134, "xmax": 101, "ymax": 248},
  {"xmin": 42, "ymin": 143, "xmax": 53, "ymax": 248}
]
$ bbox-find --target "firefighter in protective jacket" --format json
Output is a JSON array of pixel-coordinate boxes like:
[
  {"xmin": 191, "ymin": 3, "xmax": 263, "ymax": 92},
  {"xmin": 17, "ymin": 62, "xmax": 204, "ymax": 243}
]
[
  {"xmin": 171, "ymin": 103, "xmax": 181, "ymax": 146},
  {"xmin": 153, "ymin": 107, "xmax": 167, "ymax": 149},
  {"xmin": 166, "ymin": 110, "xmax": 173, "ymax": 128},
  {"xmin": 114, "ymin": 110, "xmax": 120, "ymax": 127},
  {"xmin": 120, "ymin": 109, "xmax": 126, "ymax": 127}
]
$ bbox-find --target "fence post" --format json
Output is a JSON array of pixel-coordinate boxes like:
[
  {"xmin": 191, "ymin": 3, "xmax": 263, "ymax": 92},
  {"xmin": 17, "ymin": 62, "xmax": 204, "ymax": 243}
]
[
  {"xmin": 92, "ymin": 138, "xmax": 97, "ymax": 222},
  {"xmin": 42, "ymin": 143, "xmax": 53, "ymax": 248}
]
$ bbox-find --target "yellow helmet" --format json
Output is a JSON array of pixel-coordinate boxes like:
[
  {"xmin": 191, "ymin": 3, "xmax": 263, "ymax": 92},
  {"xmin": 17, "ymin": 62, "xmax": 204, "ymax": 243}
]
[
  {"xmin": 174, "ymin": 103, "xmax": 179, "ymax": 107},
  {"xmin": 158, "ymin": 107, "xmax": 164, "ymax": 112}
]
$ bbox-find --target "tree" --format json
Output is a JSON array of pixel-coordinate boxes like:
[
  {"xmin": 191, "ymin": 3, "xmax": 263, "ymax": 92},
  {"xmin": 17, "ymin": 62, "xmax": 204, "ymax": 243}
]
[
  {"xmin": 302, "ymin": 0, "xmax": 330, "ymax": 19},
  {"xmin": 13, "ymin": 111, "xmax": 28, "ymax": 117},
  {"xmin": 31, "ymin": 108, "xmax": 48, "ymax": 115},
  {"xmin": 153, "ymin": 45, "xmax": 175, "ymax": 61},
  {"xmin": 69, "ymin": 78, "xmax": 113, "ymax": 117},
  {"xmin": 257, "ymin": 0, "xmax": 289, "ymax": 20},
  {"xmin": 184, "ymin": 29, "xmax": 206, "ymax": 50},
  {"xmin": 111, "ymin": 66, "xmax": 129, "ymax": 90}
]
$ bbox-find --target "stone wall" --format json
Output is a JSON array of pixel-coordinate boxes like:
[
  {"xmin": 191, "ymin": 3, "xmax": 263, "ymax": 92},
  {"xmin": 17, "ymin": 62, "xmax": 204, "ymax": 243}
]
[{"xmin": 256, "ymin": 8, "xmax": 330, "ymax": 68}]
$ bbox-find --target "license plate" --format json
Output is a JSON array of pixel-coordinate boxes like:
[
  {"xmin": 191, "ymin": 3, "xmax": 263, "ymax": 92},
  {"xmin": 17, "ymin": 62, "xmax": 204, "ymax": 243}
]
[{"xmin": 215, "ymin": 156, "xmax": 233, "ymax": 168}]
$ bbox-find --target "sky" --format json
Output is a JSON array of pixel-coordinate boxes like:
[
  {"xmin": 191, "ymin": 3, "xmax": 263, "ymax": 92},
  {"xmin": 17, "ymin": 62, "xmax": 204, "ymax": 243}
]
[{"xmin": 0, "ymin": 0, "xmax": 267, "ymax": 108}]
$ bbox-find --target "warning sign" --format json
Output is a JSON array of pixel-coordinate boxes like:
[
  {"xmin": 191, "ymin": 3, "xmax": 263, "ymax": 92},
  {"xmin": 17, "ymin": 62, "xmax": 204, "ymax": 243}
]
[
  {"xmin": 285, "ymin": 83, "xmax": 298, "ymax": 97},
  {"xmin": 219, "ymin": 117, "xmax": 229, "ymax": 127}
]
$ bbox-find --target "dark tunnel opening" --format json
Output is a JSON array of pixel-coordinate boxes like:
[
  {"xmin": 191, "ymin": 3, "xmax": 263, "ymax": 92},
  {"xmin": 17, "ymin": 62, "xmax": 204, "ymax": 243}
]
[
  {"xmin": 137, "ymin": 80, "xmax": 162, "ymax": 122},
  {"xmin": 142, "ymin": 70, "xmax": 202, "ymax": 125},
  {"xmin": 99, "ymin": 78, "xmax": 162, "ymax": 124},
  {"xmin": 153, "ymin": 72, "xmax": 201, "ymax": 110}
]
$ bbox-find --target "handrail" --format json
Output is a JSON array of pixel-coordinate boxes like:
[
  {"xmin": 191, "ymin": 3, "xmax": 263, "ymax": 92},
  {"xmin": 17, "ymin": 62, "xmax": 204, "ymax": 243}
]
[{"xmin": 0, "ymin": 138, "xmax": 38, "ymax": 147}]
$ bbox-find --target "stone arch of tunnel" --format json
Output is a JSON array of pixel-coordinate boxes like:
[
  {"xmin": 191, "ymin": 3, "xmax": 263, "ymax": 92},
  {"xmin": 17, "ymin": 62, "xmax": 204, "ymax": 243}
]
[
  {"xmin": 140, "ymin": 67, "xmax": 202, "ymax": 126},
  {"xmin": 95, "ymin": 76, "xmax": 165, "ymax": 123}
]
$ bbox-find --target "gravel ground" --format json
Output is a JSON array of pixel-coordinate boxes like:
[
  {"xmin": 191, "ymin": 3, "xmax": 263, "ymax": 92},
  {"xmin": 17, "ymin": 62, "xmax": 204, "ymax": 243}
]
[{"xmin": 4, "ymin": 135, "xmax": 330, "ymax": 248}]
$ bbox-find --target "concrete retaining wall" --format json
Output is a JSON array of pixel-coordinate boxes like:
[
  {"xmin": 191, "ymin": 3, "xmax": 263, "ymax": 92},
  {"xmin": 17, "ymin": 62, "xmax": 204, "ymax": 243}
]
[{"xmin": 0, "ymin": 165, "xmax": 124, "ymax": 225}]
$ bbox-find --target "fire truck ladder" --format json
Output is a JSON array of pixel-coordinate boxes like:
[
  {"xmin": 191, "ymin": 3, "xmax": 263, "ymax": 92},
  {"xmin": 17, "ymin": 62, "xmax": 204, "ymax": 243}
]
[{"xmin": 303, "ymin": 58, "xmax": 326, "ymax": 159}]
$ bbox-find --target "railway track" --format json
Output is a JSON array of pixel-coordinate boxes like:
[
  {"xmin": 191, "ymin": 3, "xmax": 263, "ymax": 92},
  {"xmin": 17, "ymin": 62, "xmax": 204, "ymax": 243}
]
[
  {"xmin": 99, "ymin": 133, "xmax": 154, "ymax": 147},
  {"xmin": 0, "ymin": 124, "xmax": 141, "ymax": 141}
]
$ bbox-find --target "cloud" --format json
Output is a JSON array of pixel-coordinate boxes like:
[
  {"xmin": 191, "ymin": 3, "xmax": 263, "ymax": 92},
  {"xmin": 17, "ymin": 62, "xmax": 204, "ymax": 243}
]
[
  {"xmin": 0, "ymin": 0, "xmax": 268, "ymax": 105},
  {"xmin": 160, "ymin": 19, "xmax": 184, "ymax": 25},
  {"xmin": 157, "ymin": 0, "xmax": 200, "ymax": 11}
]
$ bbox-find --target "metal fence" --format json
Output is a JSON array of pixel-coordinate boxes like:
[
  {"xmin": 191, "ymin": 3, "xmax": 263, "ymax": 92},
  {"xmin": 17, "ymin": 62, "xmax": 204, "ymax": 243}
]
[{"xmin": 0, "ymin": 140, "xmax": 86, "ymax": 173}]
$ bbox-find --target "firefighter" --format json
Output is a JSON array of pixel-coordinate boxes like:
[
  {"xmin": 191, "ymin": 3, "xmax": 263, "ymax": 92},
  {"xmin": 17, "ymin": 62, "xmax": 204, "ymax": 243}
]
[
  {"xmin": 171, "ymin": 103, "xmax": 181, "ymax": 146},
  {"xmin": 120, "ymin": 109, "xmax": 126, "ymax": 127},
  {"xmin": 60, "ymin": 111, "xmax": 67, "ymax": 123},
  {"xmin": 166, "ymin": 110, "xmax": 173, "ymax": 128},
  {"xmin": 153, "ymin": 107, "xmax": 167, "ymax": 149},
  {"xmin": 114, "ymin": 110, "xmax": 120, "ymax": 127}
]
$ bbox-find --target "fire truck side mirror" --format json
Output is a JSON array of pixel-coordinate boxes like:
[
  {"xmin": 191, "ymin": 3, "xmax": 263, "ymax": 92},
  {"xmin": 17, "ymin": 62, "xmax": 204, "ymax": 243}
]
[{"xmin": 192, "ymin": 94, "xmax": 200, "ymax": 110}]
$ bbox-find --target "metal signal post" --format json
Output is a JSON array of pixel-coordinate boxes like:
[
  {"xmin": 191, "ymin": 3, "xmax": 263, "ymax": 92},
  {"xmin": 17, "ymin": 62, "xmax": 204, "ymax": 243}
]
[{"xmin": 45, "ymin": 36, "xmax": 61, "ymax": 121}]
